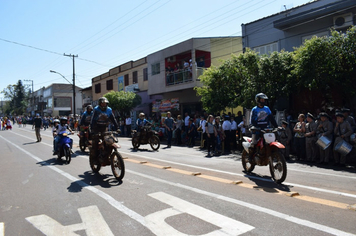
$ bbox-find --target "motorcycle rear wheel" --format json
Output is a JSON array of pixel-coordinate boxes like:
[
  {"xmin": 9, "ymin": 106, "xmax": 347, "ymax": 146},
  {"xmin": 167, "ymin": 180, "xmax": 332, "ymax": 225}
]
[
  {"xmin": 149, "ymin": 136, "xmax": 160, "ymax": 150},
  {"xmin": 64, "ymin": 146, "xmax": 71, "ymax": 164},
  {"xmin": 241, "ymin": 149, "xmax": 255, "ymax": 172},
  {"xmin": 79, "ymin": 138, "xmax": 86, "ymax": 152},
  {"xmin": 110, "ymin": 149, "xmax": 125, "ymax": 181},
  {"xmin": 132, "ymin": 136, "xmax": 140, "ymax": 149},
  {"xmin": 269, "ymin": 151, "xmax": 287, "ymax": 184},
  {"xmin": 90, "ymin": 154, "xmax": 101, "ymax": 173}
]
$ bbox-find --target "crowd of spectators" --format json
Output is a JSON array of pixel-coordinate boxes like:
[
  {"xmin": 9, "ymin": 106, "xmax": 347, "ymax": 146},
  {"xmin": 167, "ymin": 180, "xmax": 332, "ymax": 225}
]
[{"xmin": 281, "ymin": 108, "xmax": 356, "ymax": 167}]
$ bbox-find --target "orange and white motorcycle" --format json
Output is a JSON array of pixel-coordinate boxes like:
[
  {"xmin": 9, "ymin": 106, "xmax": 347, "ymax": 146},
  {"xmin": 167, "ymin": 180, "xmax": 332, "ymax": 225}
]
[{"xmin": 241, "ymin": 127, "xmax": 287, "ymax": 184}]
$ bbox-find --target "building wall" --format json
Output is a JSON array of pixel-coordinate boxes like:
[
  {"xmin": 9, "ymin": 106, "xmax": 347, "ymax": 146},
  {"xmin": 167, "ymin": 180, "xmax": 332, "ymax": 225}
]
[
  {"xmin": 147, "ymin": 37, "xmax": 242, "ymax": 96},
  {"xmin": 92, "ymin": 57, "xmax": 147, "ymax": 103},
  {"xmin": 242, "ymin": 0, "xmax": 352, "ymax": 52}
]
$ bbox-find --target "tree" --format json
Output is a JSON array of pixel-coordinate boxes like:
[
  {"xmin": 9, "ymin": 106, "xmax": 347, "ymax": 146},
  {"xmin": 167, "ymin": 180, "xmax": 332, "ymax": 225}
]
[
  {"xmin": 1, "ymin": 80, "xmax": 28, "ymax": 115},
  {"xmin": 104, "ymin": 91, "xmax": 142, "ymax": 117},
  {"xmin": 195, "ymin": 49, "xmax": 295, "ymax": 112}
]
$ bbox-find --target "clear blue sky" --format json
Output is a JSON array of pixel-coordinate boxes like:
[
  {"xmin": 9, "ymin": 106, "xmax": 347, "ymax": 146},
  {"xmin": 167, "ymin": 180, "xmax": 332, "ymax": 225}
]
[{"xmin": 0, "ymin": 0, "xmax": 312, "ymax": 98}]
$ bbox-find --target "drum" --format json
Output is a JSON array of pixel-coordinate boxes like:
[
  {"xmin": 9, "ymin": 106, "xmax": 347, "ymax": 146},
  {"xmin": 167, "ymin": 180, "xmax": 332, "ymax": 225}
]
[
  {"xmin": 316, "ymin": 136, "xmax": 331, "ymax": 150},
  {"xmin": 334, "ymin": 140, "xmax": 353, "ymax": 156}
]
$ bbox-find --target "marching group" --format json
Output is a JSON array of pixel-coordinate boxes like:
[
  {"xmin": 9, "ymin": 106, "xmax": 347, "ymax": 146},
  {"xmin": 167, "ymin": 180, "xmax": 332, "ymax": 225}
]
[{"xmin": 281, "ymin": 108, "xmax": 356, "ymax": 167}]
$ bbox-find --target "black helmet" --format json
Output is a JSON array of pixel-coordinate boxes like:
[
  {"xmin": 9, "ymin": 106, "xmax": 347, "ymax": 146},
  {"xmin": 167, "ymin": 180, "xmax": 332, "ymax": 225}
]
[
  {"xmin": 98, "ymin": 97, "xmax": 109, "ymax": 111},
  {"xmin": 60, "ymin": 117, "xmax": 67, "ymax": 124},
  {"xmin": 86, "ymin": 105, "xmax": 93, "ymax": 111},
  {"xmin": 255, "ymin": 93, "xmax": 268, "ymax": 106}
]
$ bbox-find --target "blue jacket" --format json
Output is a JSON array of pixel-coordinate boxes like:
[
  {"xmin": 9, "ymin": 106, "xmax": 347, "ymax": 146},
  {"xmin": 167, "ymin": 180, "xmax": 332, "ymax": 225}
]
[
  {"xmin": 250, "ymin": 105, "xmax": 277, "ymax": 129},
  {"xmin": 80, "ymin": 110, "xmax": 93, "ymax": 126},
  {"xmin": 90, "ymin": 106, "xmax": 118, "ymax": 131}
]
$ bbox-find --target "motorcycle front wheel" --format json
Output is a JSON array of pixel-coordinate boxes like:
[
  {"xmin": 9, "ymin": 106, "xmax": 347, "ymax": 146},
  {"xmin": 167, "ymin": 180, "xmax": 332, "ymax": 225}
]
[
  {"xmin": 241, "ymin": 149, "xmax": 255, "ymax": 172},
  {"xmin": 132, "ymin": 136, "xmax": 140, "ymax": 149},
  {"xmin": 90, "ymin": 154, "xmax": 101, "ymax": 173},
  {"xmin": 64, "ymin": 146, "xmax": 71, "ymax": 164},
  {"xmin": 79, "ymin": 138, "xmax": 86, "ymax": 152},
  {"xmin": 269, "ymin": 151, "xmax": 287, "ymax": 184},
  {"xmin": 149, "ymin": 135, "xmax": 160, "ymax": 150},
  {"xmin": 110, "ymin": 149, "xmax": 125, "ymax": 181}
]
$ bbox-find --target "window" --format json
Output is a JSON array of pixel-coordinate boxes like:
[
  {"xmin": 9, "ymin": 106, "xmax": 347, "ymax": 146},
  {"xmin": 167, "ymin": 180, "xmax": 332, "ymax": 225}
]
[
  {"xmin": 151, "ymin": 62, "xmax": 160, "ymax": 75},
  {"xmin": 106, "ymin": 79, "xmax": 113, "ymax": 90},
  {"xmin": 133, "ymin": 71, "xmax": 138, "ymax": 84},
  {"xmin": 254, "ymin": 42, "xmax": 278, "ymax": 55},
  {"xmin": 124, "ymin": 74, "xmax": 129, "ymax": 86},
  {"xmin": 95, "ymin": 83, "xmax": 101, "ymax": 94},
  {"xmin": 143, "ymin": 68, "xmax": 148, "ymax": 81},
  {"xmin": 54, "ymin": 97, "xmax": 71, "ymax": 107}
]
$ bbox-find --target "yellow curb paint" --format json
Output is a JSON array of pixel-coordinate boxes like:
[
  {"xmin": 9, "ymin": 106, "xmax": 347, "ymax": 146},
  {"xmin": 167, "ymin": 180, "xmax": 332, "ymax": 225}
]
[{"xmin": 125, "ymin": 157, "xmax": 352, "ymax": 210}]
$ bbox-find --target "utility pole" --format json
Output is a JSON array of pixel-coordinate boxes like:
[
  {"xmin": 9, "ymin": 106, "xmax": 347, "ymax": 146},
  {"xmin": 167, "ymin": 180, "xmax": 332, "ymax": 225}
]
[
  {"xmin": 24, "ymin": 79, "xmax": 34, "ymax": 93},
  {"xmin": 64, "ymin": 54, "xmax": 78, "ymax": 121}
]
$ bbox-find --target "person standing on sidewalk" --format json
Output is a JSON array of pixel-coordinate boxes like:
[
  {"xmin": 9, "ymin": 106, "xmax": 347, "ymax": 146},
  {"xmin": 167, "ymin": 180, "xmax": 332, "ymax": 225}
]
[
  {"xmin": 125, "ymin": 115, "xmax": 132, "ymax": 137},
  {"xmin": 164, "ymin": 111, "xmax": 174, "ymax": 148},
  {"xmin": 32, "ymin": 114, "xmax": 43, "ymax": 142}
]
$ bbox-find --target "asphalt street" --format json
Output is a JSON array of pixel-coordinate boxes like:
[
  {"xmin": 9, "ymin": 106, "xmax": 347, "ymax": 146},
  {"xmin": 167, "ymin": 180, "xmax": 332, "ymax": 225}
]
[{"xmin": 0, "ymin": 125, "xmax": 355, "ymax": 235}]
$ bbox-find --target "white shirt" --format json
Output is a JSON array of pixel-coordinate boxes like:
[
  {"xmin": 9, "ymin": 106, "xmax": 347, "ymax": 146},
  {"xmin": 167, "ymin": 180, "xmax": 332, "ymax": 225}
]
[
  {"xmin": 184, "ymin": 116, "xmax": 190, "ymax": 126},
  {"xmin": 222, "ymin": 120, "xmax": 231, "ymax": 131},
  {"xmin": 125, "ymin": 118, "xmax": 131, "ymax": 125},
  {"xmin": 200, "ymin": 119, "xmax": 206, "ymax": 133},
  {"xmin": 231, "ymin": 120, "xmax": 237, "ymax": 130},
  {"xmin": 238, "ymin": 121, "xmax": 246, "ymax": 134}
]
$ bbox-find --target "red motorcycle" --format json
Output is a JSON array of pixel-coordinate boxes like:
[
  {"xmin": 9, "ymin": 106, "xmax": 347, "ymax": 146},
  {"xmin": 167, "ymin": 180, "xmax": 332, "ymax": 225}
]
[{"xmin": 241, "ymin": 127, "xmax": 287, "ymax": 184}]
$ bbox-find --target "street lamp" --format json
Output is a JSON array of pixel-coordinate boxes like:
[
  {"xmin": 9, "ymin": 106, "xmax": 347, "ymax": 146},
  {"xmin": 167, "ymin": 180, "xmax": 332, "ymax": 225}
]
[{"xmin": 50, "ymin": 70, "xmax": 76, "ymax": 120}]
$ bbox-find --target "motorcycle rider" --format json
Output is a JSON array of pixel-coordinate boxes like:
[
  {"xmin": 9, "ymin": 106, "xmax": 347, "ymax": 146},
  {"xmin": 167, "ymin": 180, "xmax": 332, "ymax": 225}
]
[
  {"xmin": 80, "ymin": 105, "xmax": 93, "ymax": 127},
  {"xmin": 90, "ymin": 97, "xmax": 119, "ymax": 163},
  {"xmin": 53, "ymin": 117, "xmax": 73, "ymax": 155},
  {"xmin": 52, "ymin": 119, "xmax": 60, "ymax": 154},
  {"xmin": 79, "ymin": 105, "xmax": 93, "ymax": 144},
  {"xmin": 250, "ymin": 93, "xmax": 278, "ymax": 154},
  {"xmin": 135, "ymin": 113, "xmax": 150, "ymax": 140}
]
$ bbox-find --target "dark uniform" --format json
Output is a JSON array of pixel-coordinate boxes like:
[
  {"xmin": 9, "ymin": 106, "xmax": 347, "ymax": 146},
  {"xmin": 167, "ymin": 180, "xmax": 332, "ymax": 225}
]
[
  {"xmin": 279, "ymin": 121, "xmax": 292, "ymax": 159},
  {"xmin": 317, "ymin": 113, "xmax": 333, "ymax": 164},
  {"xmin": 333, "ymin": 113, "xmax": 353, "ymax": 166},
  {"xmin": 305, "ymin": 113, "xmax": 318, "ymax": 162}
]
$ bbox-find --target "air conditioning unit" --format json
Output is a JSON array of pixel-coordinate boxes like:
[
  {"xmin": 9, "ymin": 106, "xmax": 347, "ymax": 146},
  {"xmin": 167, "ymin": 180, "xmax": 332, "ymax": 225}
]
[{"xmin": 333, "ymin": 13, "xmax": 353, "ymax": 29}]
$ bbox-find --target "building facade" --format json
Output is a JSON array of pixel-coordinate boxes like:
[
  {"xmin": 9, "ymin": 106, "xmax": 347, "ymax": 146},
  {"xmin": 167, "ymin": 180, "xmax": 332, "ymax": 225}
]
[
  {"xmin": 28, "ymin": 83, "xmax": 82, "ymax": 117},
  {"xmin": 242, "ymin": 0, "xmax": 356, "ymax": 54},
  {"xmin": 147, "ymin": 37, "xmax": 242, "ymax": 116}
]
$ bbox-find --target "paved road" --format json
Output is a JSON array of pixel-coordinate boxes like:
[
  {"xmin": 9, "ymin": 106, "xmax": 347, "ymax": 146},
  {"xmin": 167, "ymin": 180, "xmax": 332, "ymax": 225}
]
[{"xmin": 0, "ymin": 126, "xmax": 355, "ymax": 235}]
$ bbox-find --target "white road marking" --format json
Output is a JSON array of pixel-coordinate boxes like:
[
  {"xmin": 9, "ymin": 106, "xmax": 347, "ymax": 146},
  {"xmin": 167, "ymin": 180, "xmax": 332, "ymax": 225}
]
[
  {"xmin": 128, "ymin": 170, "xmax": 356, "ymax": 236},
  {"xmin": 26, "ymin": 206, "xmax": 114, "ymax": 236},
  {"xmin": 6, "ymin": 131, "xmax": 356, "ymax": 199},
  {"xmin": 0, "ymin": 222, "xmax": 4, "ymax": 236},
  {"xmin": 1, "ymin": 134, "xmax": 355, "ymax": 235},
  {"xmin": 146, "ymin": 192, "xmax": 254, "ymax": 235}
]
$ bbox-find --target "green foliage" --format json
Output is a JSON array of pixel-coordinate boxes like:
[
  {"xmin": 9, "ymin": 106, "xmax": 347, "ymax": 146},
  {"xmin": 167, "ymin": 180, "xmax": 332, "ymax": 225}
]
[
  {"xmin": 196, "ymin": 49, "xmax": 295, "ymax": 112},
  {"xmin": 196, "ymin": 26, "xmax": 356, "ymax": 112},
  {"xmin": 104, "ymin": 90, "xmax": 142, "ymax": 116},
  {"xmin": 1, "ymin": 80, "xmax": 28, "ymax": 115}
]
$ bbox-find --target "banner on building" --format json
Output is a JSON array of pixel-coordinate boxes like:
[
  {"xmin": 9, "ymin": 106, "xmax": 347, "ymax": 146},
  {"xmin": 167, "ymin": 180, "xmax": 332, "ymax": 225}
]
[
  {"xmin": 118, "ymin": 76, "xmax": 124, "ymax": 91},
  {"xmin": 152, "ymin": 98, "xmax": 179, "ymax": 112}
]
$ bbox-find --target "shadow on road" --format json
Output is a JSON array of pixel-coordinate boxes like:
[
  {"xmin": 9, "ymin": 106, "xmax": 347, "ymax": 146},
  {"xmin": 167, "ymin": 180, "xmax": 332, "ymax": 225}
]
[
  {"xmin": 23, "ymin": 141, "xmax": 38, "ymax": 145},
  {"xmin": 243, "ymin": 171, "xmax": 292, "ymax": 192},
  {"xmin": 67, "ymin": 171, "xmax": 122, "ymax": 192}
]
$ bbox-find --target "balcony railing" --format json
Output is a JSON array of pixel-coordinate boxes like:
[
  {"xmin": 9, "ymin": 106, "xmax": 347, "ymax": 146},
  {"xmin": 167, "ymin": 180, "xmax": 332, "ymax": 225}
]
[{"xmin": 166, "ymin": 67, "xmax": 206, "ymax": 86}]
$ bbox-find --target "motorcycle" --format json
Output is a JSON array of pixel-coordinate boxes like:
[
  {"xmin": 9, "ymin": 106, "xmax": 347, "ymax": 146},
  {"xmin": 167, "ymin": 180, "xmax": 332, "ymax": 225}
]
[
  {"xmin": 78, "ymin": 126, "xmax": 90, "ymax": 152},
  {"xmin": 131, "ymin": 124, "xmax": 160, "ymax": 151},
  {"xmin": 241, "ymin": 127, "xmax": 287, "ymax": 184},
  {"xmin": 89, "ymin": 131, "xmax": 125, "ymax": 181},
  {"xmin": 57, "ymin": 131, "xmax": 73, "ymax": 164}
]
